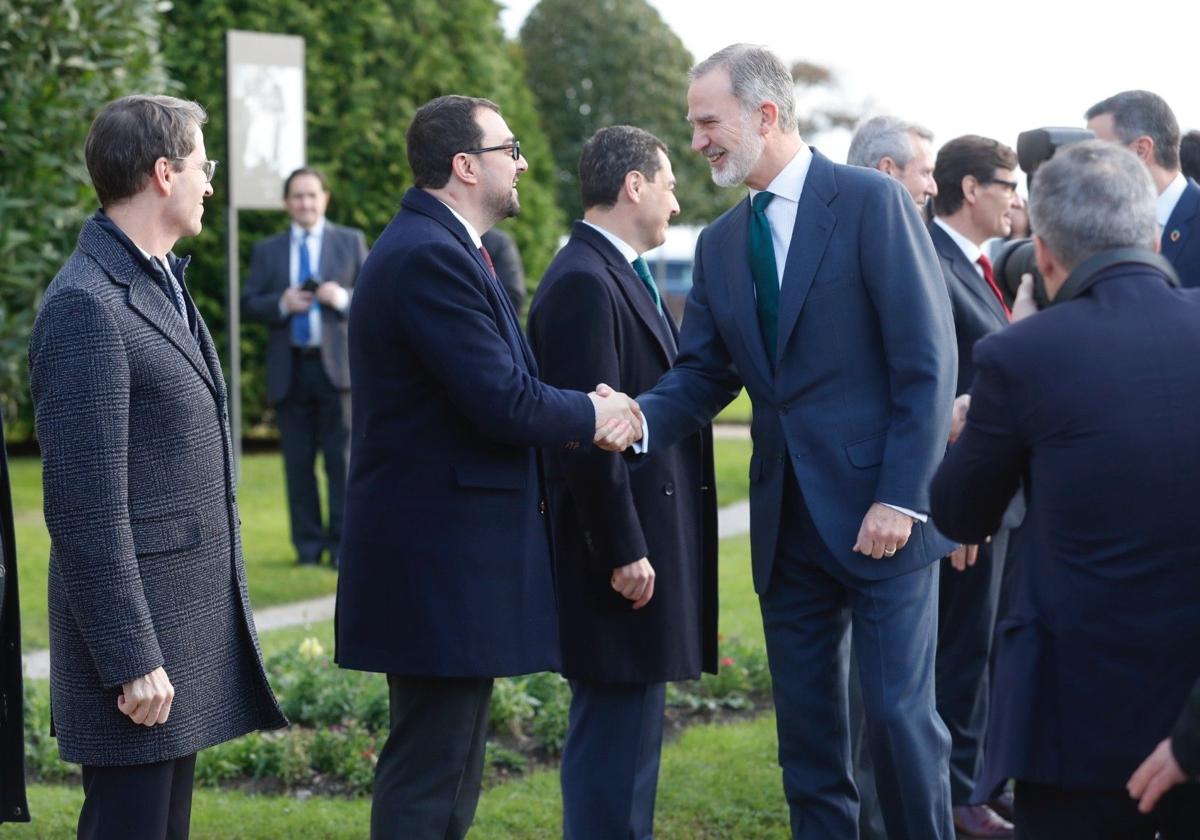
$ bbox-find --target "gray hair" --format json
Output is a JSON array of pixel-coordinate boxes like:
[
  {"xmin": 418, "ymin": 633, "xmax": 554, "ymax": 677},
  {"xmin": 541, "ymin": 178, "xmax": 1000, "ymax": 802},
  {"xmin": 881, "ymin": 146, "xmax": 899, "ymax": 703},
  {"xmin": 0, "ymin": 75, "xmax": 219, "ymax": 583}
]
[
  {"xmin": 1085, "ymin": 90, "xmax": 1181, "ymax": 170},
  {"xmin": 1029, "ymin": 140, "xmax": 1158, "ymax": 271},
  {"xmin": 847, "ymin": 115, "xmax": 932, "ymax": 168},
  {"xmin": 691, "ymin": 44, "xmax": 797, "ymax": 133}
]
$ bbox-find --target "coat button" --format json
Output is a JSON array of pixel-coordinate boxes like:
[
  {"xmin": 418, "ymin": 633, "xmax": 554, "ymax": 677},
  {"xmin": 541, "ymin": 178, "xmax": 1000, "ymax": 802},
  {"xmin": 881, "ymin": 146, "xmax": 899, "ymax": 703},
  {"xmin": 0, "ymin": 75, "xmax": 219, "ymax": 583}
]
[
  {"xmin": 663, "ymin": 482, "xmax": 675, "ymax": 496},
  {"xmin": 538, "ymin": 500, "xmax": 547, "ymax": 514}
]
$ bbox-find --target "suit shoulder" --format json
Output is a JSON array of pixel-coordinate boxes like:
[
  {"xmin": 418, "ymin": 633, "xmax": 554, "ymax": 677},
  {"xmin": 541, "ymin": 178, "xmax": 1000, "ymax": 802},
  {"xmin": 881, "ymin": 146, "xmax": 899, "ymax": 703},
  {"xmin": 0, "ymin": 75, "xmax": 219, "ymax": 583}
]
[{"xmin": 533, "ymin": 245, "xmax": 613, "ymax": 310}]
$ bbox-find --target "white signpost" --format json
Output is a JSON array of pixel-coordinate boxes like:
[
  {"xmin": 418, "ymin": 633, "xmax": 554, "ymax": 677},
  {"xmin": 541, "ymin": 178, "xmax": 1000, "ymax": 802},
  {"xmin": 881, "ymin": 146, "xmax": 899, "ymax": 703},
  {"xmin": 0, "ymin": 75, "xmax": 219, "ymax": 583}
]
[{"xmin": 225, "ymin": 30, "xmax": 305, "ymax": 470}]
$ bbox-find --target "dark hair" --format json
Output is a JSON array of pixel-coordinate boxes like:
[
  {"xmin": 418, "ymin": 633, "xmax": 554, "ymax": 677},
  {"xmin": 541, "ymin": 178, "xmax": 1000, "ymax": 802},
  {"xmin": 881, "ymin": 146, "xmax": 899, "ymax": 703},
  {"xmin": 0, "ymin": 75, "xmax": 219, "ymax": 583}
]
[
  {"xmin": 1085, "ymin": 90, "xmax": 1180, "ymax": 170},
  {"xmin": 85, "ymin": 94, "xmax": 207, "ymax": 207},
  {"xmin": 932, "ymin": 134, "xmax": 1018, "ymax": 216},
  {"xmin": 283, "ymin": 167, "xmax": 328, "ymax": 198},
  {"xmin": 578, "ymin": 126, "xmax": 668, "ymax": 210},
  {"xmin": 406, "ymin": 95, "xmax": 501, "ymax": 189},
  {"xmin": 1180, "ymin": 130, "xmax": 1200, "ymax": 183}
]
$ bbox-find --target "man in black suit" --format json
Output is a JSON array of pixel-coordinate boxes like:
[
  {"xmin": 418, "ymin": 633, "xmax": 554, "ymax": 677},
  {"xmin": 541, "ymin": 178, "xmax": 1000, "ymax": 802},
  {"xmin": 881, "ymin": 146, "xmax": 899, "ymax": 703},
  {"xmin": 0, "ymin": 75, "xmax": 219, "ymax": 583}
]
[
  {"xmin": 931, "ymin": 140, "xmax": 1200, "ymax": 839},
  {"xmin": 335, "ymin": 95, "xmax": 643, "ymax": 840},
  {"xmin": 243, "ymin": 168, "xmax": 367, "ymax": 567},
  {"xmin": 527, "ymin": 126, "xmax": 717, "ymax": 840},
  {"xmin": 480, "ymin": 227, "xmax": 526, "ymax": 313},
  {"xmin": 1087, "ymin": 91, "xmax": 1200, "ymax": 288},
  {"xmin": 929, "ymin": 134, "xmax": 1026, "ymax": 838}
]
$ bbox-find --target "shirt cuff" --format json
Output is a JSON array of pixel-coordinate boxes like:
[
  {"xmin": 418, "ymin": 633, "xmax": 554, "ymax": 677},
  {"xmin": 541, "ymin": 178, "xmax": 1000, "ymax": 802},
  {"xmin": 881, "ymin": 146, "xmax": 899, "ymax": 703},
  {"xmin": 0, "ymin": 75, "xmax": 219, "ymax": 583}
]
[
  {"xmin": 881, "ymin": 502, "xmax": 927, "ymax": 523},
  {"xmin": 630, "ymin": 419, "xmax": 649, "ymax": 454}
]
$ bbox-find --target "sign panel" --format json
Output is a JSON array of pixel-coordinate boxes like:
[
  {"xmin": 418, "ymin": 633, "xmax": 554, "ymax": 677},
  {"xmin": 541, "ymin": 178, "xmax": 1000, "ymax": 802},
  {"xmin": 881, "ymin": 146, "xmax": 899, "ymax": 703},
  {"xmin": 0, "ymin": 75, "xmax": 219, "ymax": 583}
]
[{"xmin": 226, "ymin": 31, "xmax": 305, "ymax": 209}]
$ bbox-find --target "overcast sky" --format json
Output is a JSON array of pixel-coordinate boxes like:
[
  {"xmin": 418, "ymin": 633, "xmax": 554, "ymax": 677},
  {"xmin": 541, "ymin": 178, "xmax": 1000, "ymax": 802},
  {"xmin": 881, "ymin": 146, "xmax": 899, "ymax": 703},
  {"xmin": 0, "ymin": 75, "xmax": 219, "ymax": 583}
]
[{"xmin": 501, "ymin": 0, "xmax": 1199, "ymax": 180}]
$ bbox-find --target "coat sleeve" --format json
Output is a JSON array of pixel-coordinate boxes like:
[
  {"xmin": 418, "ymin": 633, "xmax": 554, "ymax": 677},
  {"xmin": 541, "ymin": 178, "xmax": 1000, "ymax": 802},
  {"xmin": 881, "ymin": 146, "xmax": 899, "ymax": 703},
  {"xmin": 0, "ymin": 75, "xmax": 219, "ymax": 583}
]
[
  {"xmin": 637, "ymin": 229, "xmax": 743, "ymax": 450},
  {"xmin": 29, "ymin": 288, "xmax": 164, "ymax": 688},
  {"xmin": 860, "ymin": 177, "xmax": 958, "ymax": 513},
  {"xmin": 530, "ymin": 270, "xmax": 649, "ymax": 571},
  {"xmin": 391, "ymin": 240, "xmax": 595, "ymax": 450},
  {"xmin": 1171, "ymin": 676, "xmax": 1200, "ymax": 777},
  {"xmin": 242, "ymin": 239, "xmax": 286, "ymax": 324},
  {"xmin": 929, "ymin": 337, "xmax": 1026, "ymax": 544}
]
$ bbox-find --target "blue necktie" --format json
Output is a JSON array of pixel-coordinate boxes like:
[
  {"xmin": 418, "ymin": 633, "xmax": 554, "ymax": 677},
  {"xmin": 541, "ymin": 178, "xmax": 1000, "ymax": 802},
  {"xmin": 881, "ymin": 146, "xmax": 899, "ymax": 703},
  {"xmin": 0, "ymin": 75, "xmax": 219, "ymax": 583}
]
[
  {"xmin": 292, "ymin": 233, "xmax": 314, "ymax": 346},
  {"xmin": 631, "ymin": 256, "xmax": 664, "ymax": 316},
  {"xmin": 749, "ymin": 191, "xmax": 779, "ymax": 364}
]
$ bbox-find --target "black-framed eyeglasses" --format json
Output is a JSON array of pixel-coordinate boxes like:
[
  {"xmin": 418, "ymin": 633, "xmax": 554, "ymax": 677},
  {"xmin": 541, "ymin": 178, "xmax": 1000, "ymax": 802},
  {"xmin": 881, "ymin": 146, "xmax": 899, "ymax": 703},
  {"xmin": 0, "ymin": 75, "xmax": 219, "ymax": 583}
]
[
  {"xmin": 981, "ymin": 177, "xmax": 1019, "ymax": 195},
  {"xmin": 461, "ymin": 141, "xmax": 521, "ymax": 161},
  {"xmin": 174, "ymin": 158, "xmax": 219, "ymax": 183}
]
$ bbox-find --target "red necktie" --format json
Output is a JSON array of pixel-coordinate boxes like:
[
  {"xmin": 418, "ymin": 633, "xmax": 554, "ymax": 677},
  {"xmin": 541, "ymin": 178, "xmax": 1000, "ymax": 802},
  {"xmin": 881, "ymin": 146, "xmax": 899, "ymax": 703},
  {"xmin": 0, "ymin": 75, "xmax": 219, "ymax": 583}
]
[
  {"xmin": 977, "ymin": 254, "xmax": 1011, "ymax": 321},
  {"xmin": 479, "ymin": 245, "xmax": 497, "ymax": 279}
]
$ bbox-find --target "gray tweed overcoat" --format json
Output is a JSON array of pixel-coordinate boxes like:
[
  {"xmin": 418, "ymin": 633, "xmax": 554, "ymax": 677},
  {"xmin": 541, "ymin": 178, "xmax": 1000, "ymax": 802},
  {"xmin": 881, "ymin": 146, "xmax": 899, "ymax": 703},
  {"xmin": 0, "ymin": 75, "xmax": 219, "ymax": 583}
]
[{"xmin": 28, "ymin": 216, "xmax": 287, "ymax": 766}]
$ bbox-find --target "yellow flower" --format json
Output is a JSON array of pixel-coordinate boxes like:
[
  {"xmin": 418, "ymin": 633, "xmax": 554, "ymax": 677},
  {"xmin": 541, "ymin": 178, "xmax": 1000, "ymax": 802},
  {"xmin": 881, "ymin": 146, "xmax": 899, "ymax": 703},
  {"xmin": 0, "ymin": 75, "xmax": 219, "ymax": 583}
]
[{"xmin": 298, "ymin": 637, "xmax": 325, "ymax": 660}]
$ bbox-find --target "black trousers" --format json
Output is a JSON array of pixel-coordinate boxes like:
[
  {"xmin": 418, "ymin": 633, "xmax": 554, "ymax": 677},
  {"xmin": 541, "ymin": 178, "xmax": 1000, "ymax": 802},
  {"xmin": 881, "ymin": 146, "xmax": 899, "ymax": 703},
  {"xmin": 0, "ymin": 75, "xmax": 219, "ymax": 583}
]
[
  {"xmin": 561, "ymin": 680, "xmax": 666, "ymax": 840},
  {"xmin": 1014, "ymin": 780, "xmax": 1200, "ymax": 840},
  {"xmin": 78, "ymin": 754, "xmax": 196, "ymax": 840},
  {"xmin": 276, "ymin": 352, "xmax": 350, "ymax": 564},
  {"xmin": 371, "ymin": 675, "xmax": 493, "ymax": 840}
]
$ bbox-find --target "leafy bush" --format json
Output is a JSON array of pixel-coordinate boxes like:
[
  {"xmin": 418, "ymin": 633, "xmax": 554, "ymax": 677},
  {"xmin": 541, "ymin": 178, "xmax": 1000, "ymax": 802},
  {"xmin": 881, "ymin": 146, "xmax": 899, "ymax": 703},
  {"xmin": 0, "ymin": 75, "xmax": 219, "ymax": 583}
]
[{"xmin": 0, "ymin": 0, "xmax": 170, "ymax": 436}]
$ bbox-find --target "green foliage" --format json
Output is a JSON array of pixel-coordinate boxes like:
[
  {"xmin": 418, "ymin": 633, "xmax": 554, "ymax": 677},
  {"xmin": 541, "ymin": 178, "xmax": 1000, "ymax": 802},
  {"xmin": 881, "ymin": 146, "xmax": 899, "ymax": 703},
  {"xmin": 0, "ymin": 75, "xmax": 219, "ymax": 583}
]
[
  {"xmin": 0, "ymin": 0, "xmax": 169, "ymax": 435},
  {"xmin": 162, "ymin": 0, "xmax": 565, "ymax": 431},
  {"xmin": 520, "ymin": 0, "xmax": 735, "ymax": 226}
]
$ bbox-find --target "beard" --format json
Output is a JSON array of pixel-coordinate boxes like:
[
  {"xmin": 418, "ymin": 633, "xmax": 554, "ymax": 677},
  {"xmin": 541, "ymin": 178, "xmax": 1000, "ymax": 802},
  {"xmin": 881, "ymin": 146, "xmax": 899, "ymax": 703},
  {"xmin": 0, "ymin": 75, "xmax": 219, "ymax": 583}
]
[
  {"xmin": 710, "ymin": 118, "xmax": 765, "ymax": 188},
  {"xmin": 484, "ymin": 179, "xmax": 521, "ymax": 224}
]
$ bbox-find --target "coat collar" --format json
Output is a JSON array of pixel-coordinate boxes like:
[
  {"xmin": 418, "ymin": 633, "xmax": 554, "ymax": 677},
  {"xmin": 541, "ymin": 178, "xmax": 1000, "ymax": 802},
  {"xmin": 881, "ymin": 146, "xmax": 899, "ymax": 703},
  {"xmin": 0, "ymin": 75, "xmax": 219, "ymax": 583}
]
[
  {"xmin": 929, "ymin": 220, "xmax": 1009, "ymax": 327},
  {"xmin": 75, "ymin": 215, "xmax": 219, "ymax": 400},
  {"xmin": 1162, "ymin": 178, "xmax": 1200, "ymax": 264},
  {"xmin": 570, "ymin": 221, "xmax": 676, "ymax": 363}
]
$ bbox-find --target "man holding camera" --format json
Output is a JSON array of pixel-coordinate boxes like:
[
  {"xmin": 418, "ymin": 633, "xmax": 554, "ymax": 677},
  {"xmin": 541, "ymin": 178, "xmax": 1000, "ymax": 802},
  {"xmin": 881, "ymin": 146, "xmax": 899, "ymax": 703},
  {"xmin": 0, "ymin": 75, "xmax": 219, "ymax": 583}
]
[
  {"xmin": 931, "ymin": 140, "xmax": 1200, "ymax": 839},
  {"xmin": 1086, "ymin": 90, "xmax": 1200, "ymax": 288},
  {"xmin": 243, "ymin": 168, "xmax": 368, "ymax": 567}
]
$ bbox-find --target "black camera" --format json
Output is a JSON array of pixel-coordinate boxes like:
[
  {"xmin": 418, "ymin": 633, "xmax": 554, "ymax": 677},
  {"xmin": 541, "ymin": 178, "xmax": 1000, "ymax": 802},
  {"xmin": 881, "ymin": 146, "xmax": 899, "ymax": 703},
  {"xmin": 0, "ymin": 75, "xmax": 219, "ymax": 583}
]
[{"xmin": 993, "ymin": 127, "xmax": 1094, "ymax": 308}]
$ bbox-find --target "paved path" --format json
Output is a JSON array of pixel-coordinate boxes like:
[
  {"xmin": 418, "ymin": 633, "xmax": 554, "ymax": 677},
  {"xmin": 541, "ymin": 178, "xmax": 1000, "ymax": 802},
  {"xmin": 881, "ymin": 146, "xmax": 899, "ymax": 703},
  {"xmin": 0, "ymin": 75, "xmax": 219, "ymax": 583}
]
[{"xmin": 23, "ymin": 497, "xmax": 752, "ymax": 680}]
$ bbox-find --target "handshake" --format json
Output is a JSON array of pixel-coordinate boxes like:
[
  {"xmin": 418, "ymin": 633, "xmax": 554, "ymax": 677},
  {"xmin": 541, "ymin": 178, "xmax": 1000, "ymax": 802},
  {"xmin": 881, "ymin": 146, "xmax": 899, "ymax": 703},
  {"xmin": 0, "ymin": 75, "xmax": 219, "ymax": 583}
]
[{"xmin": 588, "ymin": 383, "xmax": 644, "ymax": 452}]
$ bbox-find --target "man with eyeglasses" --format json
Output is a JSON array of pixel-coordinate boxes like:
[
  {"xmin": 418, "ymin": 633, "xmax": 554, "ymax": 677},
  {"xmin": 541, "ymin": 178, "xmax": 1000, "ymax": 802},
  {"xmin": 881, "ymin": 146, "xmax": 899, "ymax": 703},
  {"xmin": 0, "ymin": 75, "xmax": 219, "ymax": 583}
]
[
  {"xmin": 29, "ymin": 94, "xmax": 286, "ymax": 839},
  {"xmin": 928, "ymin": 133, "xmax": 1026, "ymax": 838},
  {"xmin": 243, "ymin": 168, "xmax": 367, "ymax": 569},
  {"xmin": 336, "ymin": 95, "xmax": 644, "ymax": 840}
]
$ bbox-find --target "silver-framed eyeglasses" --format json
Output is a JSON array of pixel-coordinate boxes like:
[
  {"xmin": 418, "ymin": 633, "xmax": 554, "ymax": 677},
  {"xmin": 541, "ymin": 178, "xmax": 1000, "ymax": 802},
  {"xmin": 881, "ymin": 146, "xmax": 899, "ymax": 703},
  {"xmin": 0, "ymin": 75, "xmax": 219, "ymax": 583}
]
[
  {"xmin": 461, "ymin": 141, "xmax": 521, "ymax": 161},
  {"xmin": 174, "ymin": 158, "xmax": 220, "ymax": 183}
]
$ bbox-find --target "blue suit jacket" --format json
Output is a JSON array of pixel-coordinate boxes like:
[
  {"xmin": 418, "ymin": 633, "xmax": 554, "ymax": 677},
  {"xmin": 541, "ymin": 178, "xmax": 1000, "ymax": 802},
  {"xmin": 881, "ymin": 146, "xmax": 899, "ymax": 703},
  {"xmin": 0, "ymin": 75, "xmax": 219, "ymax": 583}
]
[
  {"xmin": 639, "ymin": 150, "xmax": 957, "ymax": 590},
  {"xmin": 930, "ymin": 262, "xmax": 1200, "ymax": 793},
  {"xmin": 335, "ymin": 188, "xmax": 595, "ymax": 678},
  {"xmin": 1163, "ymin": 177, "xmax": 1200, "ymax": 288}
]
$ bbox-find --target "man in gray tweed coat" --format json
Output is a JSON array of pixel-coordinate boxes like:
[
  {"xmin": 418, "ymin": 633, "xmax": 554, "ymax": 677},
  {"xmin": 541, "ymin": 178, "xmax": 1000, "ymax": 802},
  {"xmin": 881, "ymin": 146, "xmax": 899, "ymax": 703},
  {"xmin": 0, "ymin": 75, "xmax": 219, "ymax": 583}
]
[{"xmin": 28, "ymin": 95, "xmax": 286, "ymax": 839}]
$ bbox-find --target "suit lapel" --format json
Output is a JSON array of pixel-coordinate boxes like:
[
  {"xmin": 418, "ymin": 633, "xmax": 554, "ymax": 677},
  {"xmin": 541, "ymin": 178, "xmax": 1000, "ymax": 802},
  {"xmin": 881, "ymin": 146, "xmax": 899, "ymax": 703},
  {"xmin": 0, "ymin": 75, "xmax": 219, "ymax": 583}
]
[
  {"xmin": 1162, "ymin": 180, "xmax": 1199, "ymax": 264},
  {"xmin": 776, "ymin": 152, "xmax": 836, "ymax": 362},
  {"xmin": 932, "ymin": 224, "xmax": 1009, "ymax": 328},
  {"xmin": 572, "ymin": 223, "xmax": 675, "ymax": 364},
  {"xmin": 77, "ymin": 220, "xmax": 218, "ymax": 398},
  {"xmin": 719, "ymin": 198, "xmax": 774, "ymax": 385}
]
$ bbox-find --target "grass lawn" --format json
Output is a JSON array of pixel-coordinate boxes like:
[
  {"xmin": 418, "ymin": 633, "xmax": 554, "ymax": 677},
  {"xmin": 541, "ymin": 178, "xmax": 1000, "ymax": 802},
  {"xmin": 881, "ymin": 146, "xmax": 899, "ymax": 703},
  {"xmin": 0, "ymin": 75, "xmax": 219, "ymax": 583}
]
[
  {"xmin": 715, "ymin": 388, "xmax": 752, "ymax": 424},
  {"xmin": 9, "ymin": 439, "xmax": 752, "ymax": 652},
  {"xmin": 15, "ymin": 531, "xmax": 776, "ymax": 838}
]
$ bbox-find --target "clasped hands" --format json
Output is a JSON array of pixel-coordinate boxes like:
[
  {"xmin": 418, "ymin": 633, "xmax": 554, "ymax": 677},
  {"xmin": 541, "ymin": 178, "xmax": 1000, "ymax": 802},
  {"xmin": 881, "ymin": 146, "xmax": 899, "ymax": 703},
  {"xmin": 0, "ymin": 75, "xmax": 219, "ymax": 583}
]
[
  {"xmin": 118, "ymin": 665, "xmax": 174, "ymax": 727},
  {"xmin": 589, "ymin": 383, "xmax": 643, "ymax": 452}
]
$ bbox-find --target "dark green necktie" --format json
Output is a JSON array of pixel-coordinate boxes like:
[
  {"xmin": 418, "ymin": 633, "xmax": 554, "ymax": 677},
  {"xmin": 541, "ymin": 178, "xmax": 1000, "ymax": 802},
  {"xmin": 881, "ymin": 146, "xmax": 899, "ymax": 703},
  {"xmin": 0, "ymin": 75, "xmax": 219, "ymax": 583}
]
[
  {"xmin": 631, "ymin": 256, "xmax": 664, "ymax": 316},
  {"xmin": 750, "ymin": 191, "xmax": 779, "ymax": 363}
]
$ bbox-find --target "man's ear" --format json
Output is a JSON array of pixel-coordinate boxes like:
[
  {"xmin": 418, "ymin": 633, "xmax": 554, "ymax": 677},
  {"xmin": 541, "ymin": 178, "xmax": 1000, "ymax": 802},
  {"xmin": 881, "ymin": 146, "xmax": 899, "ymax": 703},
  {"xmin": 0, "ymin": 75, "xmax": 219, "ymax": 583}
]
[
  {"xmin": 758, "ymin": 101, "xmax": 779, "ymax": 135},
  {"xmin": 961, "ymin": 174, "xmax": 979, "ymax": 206},
  {"xmin": 450, "ymin": 152, "xmax": 479, "ymax": 185},
  {"xmin": 151, "ymin": 157, "xmax": 175, "ymax": 196},
  {"xmin": 623, "ymin": 170, "xmax": 645, "ymax": 204},
  {"xmin": 1131, "ymin": 135, "xmax": 1155, "ymax": 165},
  {"xmin": 878, "ymin": 156, "xmax": 898, "ymax": 178}
]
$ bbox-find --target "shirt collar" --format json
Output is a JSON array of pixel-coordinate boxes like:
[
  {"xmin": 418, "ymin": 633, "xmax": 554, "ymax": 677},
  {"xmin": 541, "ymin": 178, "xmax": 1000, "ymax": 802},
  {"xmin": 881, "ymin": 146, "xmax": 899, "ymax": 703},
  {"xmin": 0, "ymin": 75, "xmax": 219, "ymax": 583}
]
[
  {"xmin": 581, "ymin": 220, "xmax": 639, "ymax": 263},
  {"xmin": 749, "ymin": 144, "xmax": 813, "ymax": 205},
  {"xmin": 436, "ymin": 200, "xmax": 483, "ymax": 248},
  {"xmin": 933, "ymin": 216, "xmax": 984, "ymax": 265},
  {"xmin": 291, "ymin": 217, "xmax": 326, "ymax": 242},
  {"xmin": 1157, "ymin": 172, "xmax": 1188, "ymax": 228}
]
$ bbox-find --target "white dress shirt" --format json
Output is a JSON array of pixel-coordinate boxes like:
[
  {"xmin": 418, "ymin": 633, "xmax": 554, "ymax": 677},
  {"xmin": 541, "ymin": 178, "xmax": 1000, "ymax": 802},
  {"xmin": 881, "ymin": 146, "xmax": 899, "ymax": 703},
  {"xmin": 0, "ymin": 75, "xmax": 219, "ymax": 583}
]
[
  {"xmin": 1157, "ymin": 172, "xmax": 1188, "ymax": 229},
  {"xmin": 933, "ymin": 217, "xmax": 985, "ymax": 277}
]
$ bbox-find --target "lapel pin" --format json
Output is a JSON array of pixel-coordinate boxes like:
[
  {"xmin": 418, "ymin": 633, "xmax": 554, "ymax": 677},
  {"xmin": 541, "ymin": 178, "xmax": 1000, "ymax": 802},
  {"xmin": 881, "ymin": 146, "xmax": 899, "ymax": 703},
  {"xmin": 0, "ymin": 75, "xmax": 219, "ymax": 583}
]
[{"xmin": 1170, "ymin": 229, "xmax": 1182, "ymax": 243}]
